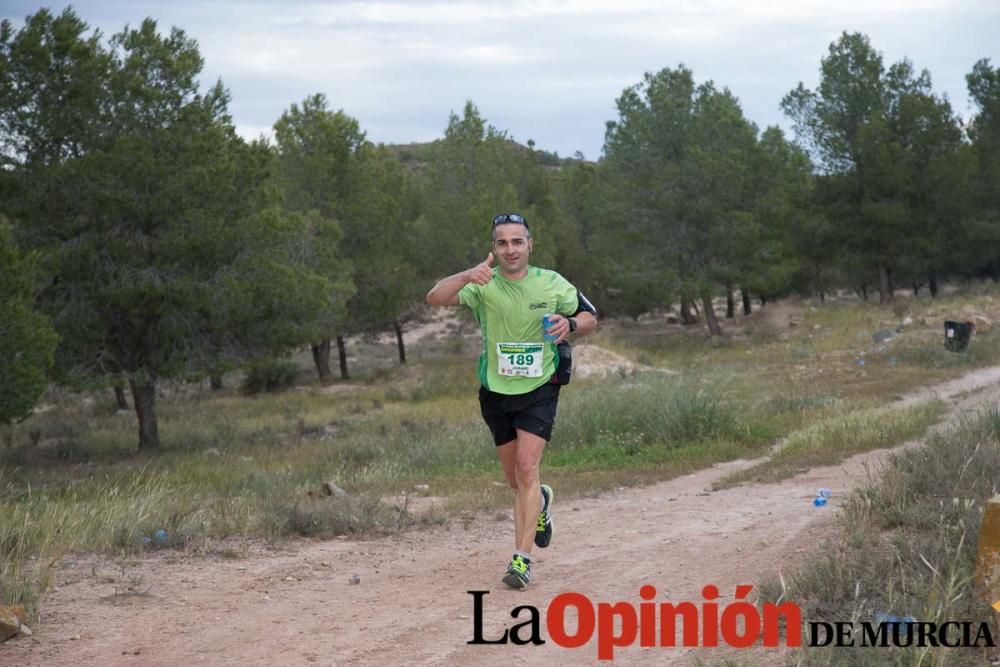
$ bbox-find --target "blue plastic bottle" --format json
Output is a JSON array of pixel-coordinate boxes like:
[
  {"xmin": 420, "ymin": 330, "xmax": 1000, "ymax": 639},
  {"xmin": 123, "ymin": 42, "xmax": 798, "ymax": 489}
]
[{"xmin": 542, "ymin": 314, "xmax": 558, "ymax": 342}]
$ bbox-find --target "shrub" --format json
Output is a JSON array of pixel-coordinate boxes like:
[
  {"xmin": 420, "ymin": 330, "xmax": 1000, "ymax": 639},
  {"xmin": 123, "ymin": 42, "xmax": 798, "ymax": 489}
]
[{"xmin": 240, "ymin": 359, "xmax": 299, "ymax": 395}]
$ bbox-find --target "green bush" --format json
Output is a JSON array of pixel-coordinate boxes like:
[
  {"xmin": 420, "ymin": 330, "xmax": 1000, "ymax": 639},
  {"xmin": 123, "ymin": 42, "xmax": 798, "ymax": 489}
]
[
  {"xmin": 552, "ymin": 375, "xmax": 751, "ymax": 450},
  {"xmin": 0, "ymin": 224, "xmax": 59, "ymax": 424},
  {"xmin": 240, "ymin": 359, "xmax": 300, "ymax": 395}
]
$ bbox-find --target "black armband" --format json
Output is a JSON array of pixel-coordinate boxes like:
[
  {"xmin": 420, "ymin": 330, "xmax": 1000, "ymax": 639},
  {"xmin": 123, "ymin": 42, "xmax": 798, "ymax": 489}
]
[{"xmin": 572, "ymin": 290, "xmax": 598, "ymax": 318}]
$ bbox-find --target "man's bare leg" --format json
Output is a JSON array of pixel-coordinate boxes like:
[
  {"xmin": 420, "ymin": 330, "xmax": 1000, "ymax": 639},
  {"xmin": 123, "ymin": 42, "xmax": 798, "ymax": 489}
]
[
  {"xmin": 497, "ymin": 431, "xmax": 546, "ymax": 552},
  {"xmin": 512, "ymin": 429, "xmax": 545, "ymax": 553}
]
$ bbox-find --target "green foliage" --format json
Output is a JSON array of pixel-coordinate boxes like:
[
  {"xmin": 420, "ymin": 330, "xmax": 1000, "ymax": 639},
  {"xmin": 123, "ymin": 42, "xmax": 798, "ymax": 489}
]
[
  {"xmin": 0, "ymin": 10, "xmax": 335, "ymax": 448},
  {"xmin": 783, "ymin": 32, "xmax": 968, "ymax": 297},
  {"xmin": 240, "ymin": 358, "xmax": 300, "ymax": 395},
  {"xmin": 0, "ymin": 223, "xmax": 59, "ymax": 424},
  {"xmin": 272, "ymin": 95, "xmax": 420, "ymax": 375},
  {"xmin": 965, "ymin": 59, "xmax": 1000, "ymax": 280},
  {"xmin": 600, "ymin": 66, "xmax": 792, "ymax": 322},
  {"xmin": 416, "ymin": 101, "xmax": 565, "ymax": 278}
]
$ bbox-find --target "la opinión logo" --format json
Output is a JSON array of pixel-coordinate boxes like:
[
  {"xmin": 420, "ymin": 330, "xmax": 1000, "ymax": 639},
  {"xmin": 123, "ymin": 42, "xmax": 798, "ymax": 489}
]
[
  {"xmin": 468, "ymin": 584, "xmax": 799, "ymax": 660},
  {"xmin": 467, "ymin": 585, "xmax": 997, "ymax": 661}
]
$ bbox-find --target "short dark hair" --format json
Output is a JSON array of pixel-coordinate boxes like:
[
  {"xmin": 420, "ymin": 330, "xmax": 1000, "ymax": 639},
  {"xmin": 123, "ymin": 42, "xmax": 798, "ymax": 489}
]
[{"xmin": 491, "ymin": 212, "xmax": 531, "ymax": 240}]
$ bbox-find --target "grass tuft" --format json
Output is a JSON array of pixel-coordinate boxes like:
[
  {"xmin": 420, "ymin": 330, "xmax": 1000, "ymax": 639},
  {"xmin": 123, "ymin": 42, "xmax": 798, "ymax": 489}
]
[{"xmin": 715, "ymin": 400, "xmax": 946, "ymax": 489}]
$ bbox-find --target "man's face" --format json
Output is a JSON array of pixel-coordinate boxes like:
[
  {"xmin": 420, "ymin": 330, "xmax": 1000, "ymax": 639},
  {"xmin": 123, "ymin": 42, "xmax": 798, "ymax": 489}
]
[{"xmin": 492, "ymin": 223, "xmax": 532, "ymax": 274}]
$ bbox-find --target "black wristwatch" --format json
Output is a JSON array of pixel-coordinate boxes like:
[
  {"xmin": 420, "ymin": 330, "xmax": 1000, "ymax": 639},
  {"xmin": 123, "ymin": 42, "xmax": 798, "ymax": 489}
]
[{"xmin": 568, "ymin": 317, "xmax": 577, "ymax": 333}]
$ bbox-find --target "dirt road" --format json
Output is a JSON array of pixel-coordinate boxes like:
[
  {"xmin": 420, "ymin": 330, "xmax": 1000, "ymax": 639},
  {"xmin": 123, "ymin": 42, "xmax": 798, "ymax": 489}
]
[{"xmin": 8, "ymin": 366, "xmax": 1000, "ymax": 667}]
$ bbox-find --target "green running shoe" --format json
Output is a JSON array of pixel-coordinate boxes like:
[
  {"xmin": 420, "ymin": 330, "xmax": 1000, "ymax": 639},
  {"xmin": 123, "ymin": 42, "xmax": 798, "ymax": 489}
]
[
  {"xmin": 535, "ymin": 484, "xmax": 554, "ymax": 548},
  {"xmin": 502, "ymin": 554, "xmax": 531, "ymax": 590}
]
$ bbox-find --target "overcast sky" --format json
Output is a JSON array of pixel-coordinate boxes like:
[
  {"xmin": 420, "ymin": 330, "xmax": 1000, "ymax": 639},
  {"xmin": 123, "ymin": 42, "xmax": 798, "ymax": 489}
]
[{"xmin": 4, "ymin": 1, "xmax": 999, "ymax": 159}]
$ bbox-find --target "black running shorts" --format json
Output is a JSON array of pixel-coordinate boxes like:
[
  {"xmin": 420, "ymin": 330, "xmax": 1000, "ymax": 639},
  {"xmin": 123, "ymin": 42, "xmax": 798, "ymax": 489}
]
[{"xmin": 478, "ymin": 383, "xmax": 561, "ymax": 446}]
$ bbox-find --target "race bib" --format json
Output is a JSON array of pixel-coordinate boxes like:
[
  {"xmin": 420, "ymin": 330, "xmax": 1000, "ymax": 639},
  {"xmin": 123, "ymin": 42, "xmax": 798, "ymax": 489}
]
[{"xmin": 496, "ymin": 342, "xmax": 544, "ymax": 377}]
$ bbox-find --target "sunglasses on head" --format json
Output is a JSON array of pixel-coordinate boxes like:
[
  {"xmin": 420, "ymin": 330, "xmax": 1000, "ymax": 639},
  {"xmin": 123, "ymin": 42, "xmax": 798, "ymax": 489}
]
[{"xmin": 492, "ymin": 213, "xmax": 529, "ymax": 229}]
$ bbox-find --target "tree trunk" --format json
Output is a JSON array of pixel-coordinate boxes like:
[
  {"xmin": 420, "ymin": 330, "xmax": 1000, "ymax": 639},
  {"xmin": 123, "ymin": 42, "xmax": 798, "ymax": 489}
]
[
  {"xmin": 912, "ymin": 283, "xmax": 921, "ymax": 298},
  {"xmin": 311, "ymin": 339, "xmax": 332, "ymax": 381},
  {"xmin": 702, "ymin": 292, "xmax": 723, "ymax": 337},
  {"xmin": 680, "ymin": 298, "xmax": 698, "ymax": 325},
  {"xmin": 210, "ymin": 374, "xmax": 224, "ymax": 391},
  {"xmin": 929, "ymin": 272, "xmax": 939, "ymax": 298},
  {"xmin": 336, "ymin": 335, "xmax": 349, "ymax": 380},
  {"xmin": 759, "ymin": 295, "xmax": 767, "ymax": 307},
  {"xmin": 860, "ymin": 284, "xmax": 869, "ymax": 301},
  {"xmin": 114, "ymin": 384, "xmax": 129, "ymax": 411},
  {"xmin": 742, "ymin": 290, "xmax": 752, "ymax": 316},
  {"xmin": 820, "ymin": 291, "xmax": 826, "ymax": 304},
  {"xmin": 725, "ymin": 284, "xmax": 735, "ymax": 319},
  {"xmin": 128, "ymin": 376, "xmax": 159, "ymax": 450},
  {"xmin": 394, "ymin": 321, "xmax": 406, "ymax": 365},
  {"xmin": 878, "ymin": 264, "xmax": 893, "ymax": 304}
]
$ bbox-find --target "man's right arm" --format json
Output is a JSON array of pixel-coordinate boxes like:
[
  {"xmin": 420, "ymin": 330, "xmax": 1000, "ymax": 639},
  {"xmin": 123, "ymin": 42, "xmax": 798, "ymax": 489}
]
[{"xmin": 425, "ymin": 252, "xmax": 495, "ymax": 306}]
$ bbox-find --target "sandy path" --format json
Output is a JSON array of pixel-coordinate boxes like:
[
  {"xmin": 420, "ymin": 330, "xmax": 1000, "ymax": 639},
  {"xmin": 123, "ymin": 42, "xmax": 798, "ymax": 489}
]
[{"xmin": 7, "ymin": 366, "xmax": 1000, "ymax": 667}]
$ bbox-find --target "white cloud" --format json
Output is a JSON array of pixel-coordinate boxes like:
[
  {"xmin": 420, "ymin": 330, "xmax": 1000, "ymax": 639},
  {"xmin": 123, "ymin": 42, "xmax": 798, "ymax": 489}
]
[{"xmin": 3, "ymin": 0, "xmax": 997, "ymax": 157}]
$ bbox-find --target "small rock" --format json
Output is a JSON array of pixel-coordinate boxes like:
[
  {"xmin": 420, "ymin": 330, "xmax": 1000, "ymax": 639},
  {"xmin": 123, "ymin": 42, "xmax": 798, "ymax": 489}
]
[
  {"xmin": 902, "ymin": 316, "xmax": 913, "ymax": 326},
  {"xmin": 349, "ymin": 575, "xmax": 361, "ymax": 585},
  {"xmin": 70, "ymin": 634, "xmax": 81, "ymax": 641},
  {"xmin": 321, "ymin": 481, "xmax": 348, "ymax": 497},
  {"xmin": 285, "ymin": 576, "xmax": 296, "ymax": 582},
  {"xmin": 205, "ymin": 447, "xmax": 222, "ymax": 457},
  {"xmin": 872, "ymin": 329, "xmax": 895, "ymax": 344},
  {"xmin": 414, "ymin": 484, "xmax": 430, "ymax": 493},
  {"xmin": 320, "ymin": 561, "xmax": 331, "ymax": 568},
  {"xmin": 0, "ymin": 604, "xmax": 30, "ymax": 641}
]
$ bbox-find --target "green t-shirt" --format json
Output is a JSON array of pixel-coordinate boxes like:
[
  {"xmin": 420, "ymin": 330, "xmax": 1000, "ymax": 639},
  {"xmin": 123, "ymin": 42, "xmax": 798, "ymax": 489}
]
[{"xmin": 459, "ymin": 266, "xmax": 579, "ymax": 395}]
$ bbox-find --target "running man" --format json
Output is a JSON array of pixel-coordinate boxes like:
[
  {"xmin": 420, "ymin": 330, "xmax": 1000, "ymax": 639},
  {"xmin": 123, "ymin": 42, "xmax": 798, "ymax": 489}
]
[{"xmin": 425, "ymin": 212, "xmax": 597, "ymax": 589}]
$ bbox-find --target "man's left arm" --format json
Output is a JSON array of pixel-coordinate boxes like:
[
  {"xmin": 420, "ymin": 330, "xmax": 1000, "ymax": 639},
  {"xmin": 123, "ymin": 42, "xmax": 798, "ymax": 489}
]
[{"xmin": 548, "ymin": 288, "xmax": 598, "ymax": 344}]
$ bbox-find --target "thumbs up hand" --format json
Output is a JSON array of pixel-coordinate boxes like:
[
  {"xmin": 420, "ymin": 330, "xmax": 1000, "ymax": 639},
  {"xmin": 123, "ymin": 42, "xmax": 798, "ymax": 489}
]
[{"xmin": 466, "ymin": 252, "xmax": 495, "ymax": 286}]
